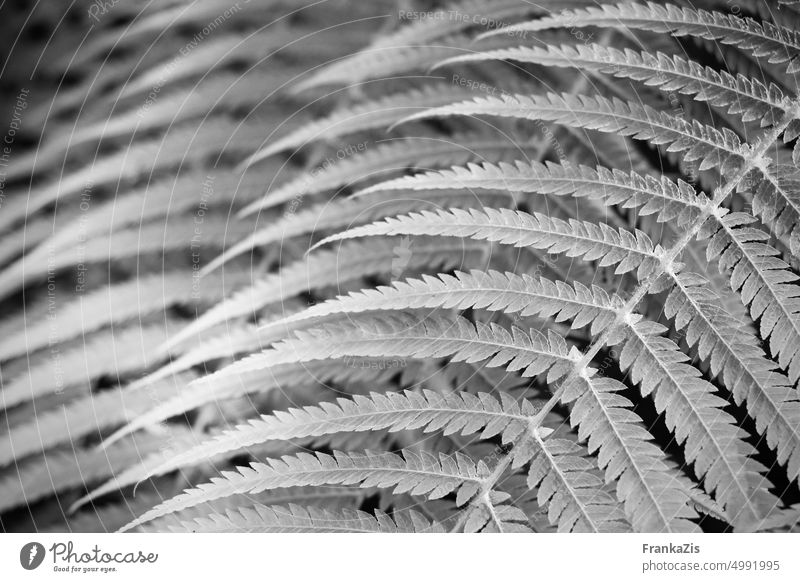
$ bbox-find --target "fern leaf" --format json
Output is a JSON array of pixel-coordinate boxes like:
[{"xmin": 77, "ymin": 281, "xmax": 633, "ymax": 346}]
[
  {"xmin": 317, "ymin": 207, "xmax": 663, "ymax": 280},
  {"xmin": 202, "ymin": 313, "xmax": 577, "ymax": 392},
  {"xmin": 137, "ymin": 389, "xmax": 536, "ymax": 481},
  {"xmin": 119, "ymin": 449, "xmax": 486, "ymax": 532},
  {"xmin": 563, "ymin": 373, "xmax": 700, "ymax": 532},
  {"xmin": 525, "ymin": 433, "xmax": 631, "ymax": 532},
  {"xmin": 357, "ymin": 160, "xmax": 710, "ymax": 227},
  {"xmin": 461, "ymin": 490, "xmax": 533, "ymax": 532},
  {"xmin": 402, "ymin": 92, "xmax": 745, "ymax": 176},
  {"xmin": 132, "ymin": 325, "xmax": 265, "ymax": 389},
  {"xmin": 0, "ymin": 430, "xmax": 184, "ymax": 513},
  {"xmin": 618, "ymin": 319, "xmax": 779, "ymax": 529},
  {"xmin": 241, "ymin": 85, "xmax": 475, "ymax": 167},
  {"xmin": 164, "ymin": 238, "xmax": 487, "ymax": 350},
  {"xmin": 290, "ymin": 0, "xmax": 578, "ymax": 91},
  {"xmin": 0, "ymin": 271, "xmax": 240, "ymax": 362},
  {"xmin": 355, "ymin": 0, "xmax": 549, "ymax": 52},
  {"xmin": 72, "ymin": 71, "xmax": 298, "ymax": 146},
  {"xmin": 0, "ymin": 217, "xmax": 255, "ymax": 301},
  {"xmin": 173, "ymin": 503, "xmax": 444, "ymax": 533},
  {"xmin": 211, "ymin": 187, "xmax": 513, "ymax": 273},
  {"xmin": 0, "ymin": 377, "xmax": 186, "ymax": 467},
  {"xmin": 750, "ymin": 162, "xmax": 800, "ymax": 256},
  {"xmin": 486, "ymin": 1, "xmax": 800, "ymax": 73},
  {"xmin": 666, "ymin": 272, "xmax": 800, "ymax": 480},
  {"xmin": 0, "ymin": 115, "xmax": 268, "ymax": 229},
  {"xmin": 103, "ymin": 357, "xmax": 405, "ymax": 450},
  {"xmin": 239, "ymin": 134, "xmax": 541, "ymax": 217},
  {"xmin": 267, "ymin": 269, "xmax": 621, "ymax": 337},
  {"xmin": 443, "ymin": 43, "xmax": 788, "ymax": 125},
  {"xmin": 5, "ymin": 163, "xmax": 278, "ymax": 264},
  {"xmin": 703, "ymin": 212, "xmax": 800, "ymax": 382},
  {"xmin": 1, "ymin": 324, "xmax": 170, "ymax": 411},
  {"xmin": 290, "ymin": 35, "xmax": 474, "ymax": 93},
  {"xmin": 117, "ymin": 25, "xmax": 344, "ymax": 99}
]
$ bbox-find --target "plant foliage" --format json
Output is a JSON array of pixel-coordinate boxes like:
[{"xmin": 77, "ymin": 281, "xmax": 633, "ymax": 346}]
[{"xmin": 2, "ymin": 0, "xmax": 800, "ymax": 534}]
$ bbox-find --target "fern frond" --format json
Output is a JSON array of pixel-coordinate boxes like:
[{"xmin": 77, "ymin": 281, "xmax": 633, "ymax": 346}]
[
  {"xmin": 1, "ymin": 324, "xmax": 169, "ymax": 411},
  {"xmin": 0, "ymin": 217, "xmax": 254, "ymax": 301},
  {"xmin": 461, "ymin": 489, "xmax": 533, "ymax": 532},
  {"xmin": 119, "ymin": 449, "xmax": 486, "ymax": 532},
  {"xmin": 0, "ymin": 430, "xmax": 183, "ymax": 513},
  {"xmin": 141, "ymin": 487, "xmax": 374, "ymax": 532},
  {"xmin": 202, "ymin": 313, "xmax": 577, "ymax": 390},
  {"xmin": 241, "ymin": 85, "xmax": 475, "ymax": 167},
  {"xmin": 164, "ymin": 238, "xmax": 487, "ymax": 350},
  {"xmin": 212, "ymin": 187, "xmax": 513, "ymax": 273},
  {"xmin": 751, "ymin": 162, "xmax": 800, "ymax": 255},
  {"xmin": 103, "ymin": 357, "xmax": 404, "ymax": 449},
  {"xmin": 317, "ymin": 207, "xmax": 663, "ymax": 279},
  {"xmin": 402, "ymin": 92, "xmax": 745, "ymax": 176},
  {"xmin": 132, "ymin": 325, "xmax": 265, "ymax": 388},
  {"xmin": 136, "ymin": 389, "xmax": 536, "ymax": 481},
  {"xmin": 563, "ymin": 373, "xmax": 700, "ymax": 532},
  {"xmin": 443, "ymin": 43, "xmax": 788, "ymax": 125},
  {"xmin": 266, "ymin": 269, "xmax": 621, "ymax": 337},
  {"xmin": 239, "ymin": 134, "xmax": 540, "ymax": 217},
  {"xmin": 703, "ymin": 212, "xmax": 800, "ymax": 382},
  {"xmin": 486, "ymin": 2, "xmax": 800, "ymax": 73},
  {"xmin": 117, "ymin": 25, "xmax": 343, "ymax": 99},
  {"xmin": 357, "ymin": 160, "xmax": 710, "ymax": 227},
  {"xmin": 290, "ymin": 35, "xmax": 474, "ymax": 94},
  {"xmin": 72, "ymin": 73, "xmax": 298, "ymax": 146},
  {"xmin": 290, "ymin": 0, "xmax": 580, "ymax": 92},
  {"xmin": 525, "ymin": 433, "xmax": 631, "ymax": 532},
  {"xmin": 0, "ymin": 116, "xmax": 268, "ymax": 227},
  {"xmin": 0, "ymin": 377, "xmax": 186, "ymax": 468},
  {"xmin": 172, "ymin": 503, "xmax": 444, "ymax": 533},
  {"xmin": 352, "ymin": 0, "xmax": 549, "ymax": 52},
  {"xmin": 7, "ymin": 163, "xmax": 278, "ymax": 263},
  {"xmin": 618, "ymin": 319, "xmax": 778, "ymax": 529},
  {"xmin": 0, "ymin": 271, "xmax": 238, "ymax": 362},
  {"xmin": 666, "ymin": 272, "xmax": 800, "ymax": 480}
]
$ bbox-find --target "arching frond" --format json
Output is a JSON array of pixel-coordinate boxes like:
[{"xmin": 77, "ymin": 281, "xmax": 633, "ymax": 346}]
[
  {"xmin": 402, "ymin": 92, "xmax": 745, "ymax": 176},
  {"xmin": 202, "ymin": 312, "xmax": 577, "ymax": 388},
  {"xmin": 703, "ymin": 212, "xmax": 800, "ymax": 382},
  {"xmin": 357, "ymin": 160, "xmax": 710, "ymax": 227},
  {"xmin": 0, "ymin": 377, "xmax": 186, "ymax": 468},
  {"xmin": 290, "ymin": 36, "xmax": 473, "ymax": 94},
  {"xmin": 266, "ymin": 269, "xmax": 621, "ymax": 337},
  {"xmin": 666, "ymin": 272, "xmax": 800, "ymax": 480},
  {"xmin": 239, "ymin": 134, "xmax": 540, "ymax": 217},
  {"xmin": 562, "ymin": 373, "xmax": 700, "ymax": 532},
  {"xmin": 119, "ymin": 449, "xmax": 487, "ymax": 532},
  {"xmin": 241, "ymin": 85, "xmax": 476, "ymax": 167},
  {"xmin": 486, "ymin": 2, "xmax": 800, "ymax": 73},
  {"xmin": 212, "ymin": 187, "xmax": 513, "ymax": 273},
  {"xmin": 163, "ymin": 237, "xmax": 488, "ymax": 350},
  {"xmin": 317, "ymin": 207, "xmax": 663, "ymax": 279},
  {"xmin": 172, "ymin": 503, "xmax": 444, "ymax": 533},
  {"xmin": 0, "ymin": 430, "xmax": 185, "ymax": 513},
  {"xmin": 1, "ymin": 324, "xmax": 170, "ymax": 411},
  {"xmin": 524, "ymin": 433, "xmax": 631, "ymax": 532},
  {"xmin": 618, "ymin": 319, "xmax": 778, "ymax": 529},
  {"xmin": 102, "ymin": 358, "xmax": 407, "ymax": 450},
  {"xmin": 443, "ymin": 43, "xmax": 788, "ymax": 125},
  {"xmin": 135, "ymin": 389, "xmax": 536, "ymax": 481}
]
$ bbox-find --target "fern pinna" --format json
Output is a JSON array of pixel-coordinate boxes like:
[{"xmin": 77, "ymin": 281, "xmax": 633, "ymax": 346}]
[{"xmin": 2, "ymin": 0, "xmax": 800, "ymax": 533}]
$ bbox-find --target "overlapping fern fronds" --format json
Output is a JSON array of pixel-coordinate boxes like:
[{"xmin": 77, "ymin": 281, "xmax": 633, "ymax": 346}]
[{"xmin": 2, "ymin": 0, "xmax": 800, "ymax": 533}]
